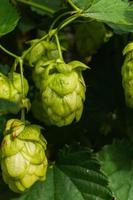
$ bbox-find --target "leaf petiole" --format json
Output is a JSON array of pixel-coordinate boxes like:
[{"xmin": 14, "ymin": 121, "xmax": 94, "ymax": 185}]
[{"xmin": 67, "ymin": 0, "xmax": 81, "ymax": 12}]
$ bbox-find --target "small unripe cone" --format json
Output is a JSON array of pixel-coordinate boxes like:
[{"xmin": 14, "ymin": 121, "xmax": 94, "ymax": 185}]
[
  {"xmin": 1, "ymin": 119, "xmax": 48, "ymax": 193},
  {"xmin": 24, "ymin": 39, "xmax": 59, "ymax": 66},
  {"xmin": 0, "ymin": 73, "xmax": 12, "ymax": 100},
  {"xmin": 9, "ymin": 72, "xmax": 29, "ymax": 103},
  {"xmin": 0, "ymin": 72, "xmax": 29, "ymax": 115},
  {"xmin": 121, "ymin": 42, "xmax": 133, "ymax": 108}
]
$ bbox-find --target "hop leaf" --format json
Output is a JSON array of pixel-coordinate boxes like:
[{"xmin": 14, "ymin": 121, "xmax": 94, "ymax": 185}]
[{"xmin": 12, "ymin": 145, "xmax": 113, "ymax": 200}]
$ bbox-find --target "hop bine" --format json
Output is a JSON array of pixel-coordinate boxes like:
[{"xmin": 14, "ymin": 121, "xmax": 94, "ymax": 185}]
[
  {"xmin": 121, "ymin": 42, "xmax": 133, "ymax": 108},
  {"xmin": 1, "ymin": 119, "xmax": 48, "ymax": 193}
]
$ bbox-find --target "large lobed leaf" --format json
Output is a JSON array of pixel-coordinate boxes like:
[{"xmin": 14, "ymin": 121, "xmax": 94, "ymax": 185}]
[
  {"xmin": 13, "ymin": 145, "xmax": 113, "ymax": 200},
  {"xmin": 0, "ymin": 0, "xmax": 19, "ymax": 37},
  {"xmin": 98, "ymin": 140, "xmax": 133, "ymax": 200},
  {"xmin": 71, "ymin": 0, "xmax": 133, "ymax": 33}
]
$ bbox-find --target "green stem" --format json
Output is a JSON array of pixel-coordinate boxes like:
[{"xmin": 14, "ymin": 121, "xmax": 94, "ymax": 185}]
[
  {"xmin": 67, "ymin": 0, "xmax": 81, "ymax": 12},
  {"xmin": 21, "ymin": 108, "xmax": 25, "ymax": 122},
  {"xmin": 16, "ymin": 0, "xmax": 55, "ymax": 14},
  {"xmin": 19, "ymin": 58, "xmax": 25, "ymax": 121},
  {"xmin": 22, "ymin": 12, "xmax": 81, "ymax": 60},
  {"xmin": 10, "ymin": 59, "xmax": 19, "ymax": 74},
  {"xmin": 48, "ymin": 11, "xmax": 77, "ymax": 33},
  {"xmin": 55, "ymin": 34, "xmax": 63, "ymax": 60},
  {"xmin": 0, "ymin": 44, "xmax": 19, "ymax": 59},
  {"xmin": 58, "ymin": 12, "xmax": 81, "ymax": 31}
]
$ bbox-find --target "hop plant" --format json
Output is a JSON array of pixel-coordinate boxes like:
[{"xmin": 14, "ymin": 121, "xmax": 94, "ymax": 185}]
[
  {"xmin": 32, "ymin": 59, "xmax": 88, "ymax": 127},
  {"xmin": 121, "ymin": 42, "xmax": 133, "ymax": 108},
  {"xmin": 1, "ymin": 119, "xmax": 48, "ymax": 193},
  {"xmin": 0, "ymin": 72, "xmax": 29, "ymax": 114}
]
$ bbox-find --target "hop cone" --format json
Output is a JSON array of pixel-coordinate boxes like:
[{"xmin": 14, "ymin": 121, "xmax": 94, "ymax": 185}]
[
  {"xmin": 1, "ymin": 119, "xmax": 48, "ymax": 193},
  {"xmin": 0, "ymin": 73, "xmax": 12, "ymax": 100},
  {"xmin": 10, "ymin": 72, "xmax": 29, "ymax": 102},
  {"xmin": 0, "ymin": 72, "xmax": 29, "ymax": 114},
  {"xmin": 121, "ymin": 42, "xmax": 133, "ymax": 108},
  {"xmin": 24, "ymin": 39, "xmax": 59, "ymax": 66},
  {"xmin": 32, "ymin": 59, "xmax": 88, "ymax": 127}
]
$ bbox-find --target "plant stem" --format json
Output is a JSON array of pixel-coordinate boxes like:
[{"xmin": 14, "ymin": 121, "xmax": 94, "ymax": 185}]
[
  {"xmin": 16, "ymin": 0, "xmax": 55, "ymax": 14},
  {"xmin": 22, "ymin": 12, "xmax": 81, "ymax": 60},
  {"xmin": 0, "ymin": 44, "xmax": 18, "ymax": 59},
  {"xmin": 10, "ymin": 59, "xmax": 19, "ymax": 74},
  {"xmin": 48, "ymin": 11, "xmax": 77, "ymax": 33},
  {"xmin": 67, "ymin": 0, "xmax": 81, "ymax": 12},
  {"xmin": 58, "ymin": 12, "xmax": 81, "ymax": 31},
  {"xmin": 19, "ymin": 58, "xmax": 25, "ymax": 121},
  {"xmin": 55, "ymin": 33, "xmax": 63, "ymax": 60}
]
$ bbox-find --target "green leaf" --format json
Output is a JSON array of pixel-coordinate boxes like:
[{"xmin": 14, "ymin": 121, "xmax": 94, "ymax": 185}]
[
  {"xmin": 71, "ymin": 0, "xmax": 94, "ymax": 10},
  {"xmin": 23, "ymin": 0, "xmax": 64, "ymax": 15},
  {"xmin": 0, "ymin": 99, "xmax": 20, "ymax": 115},
  {"xmin": 75, "ymin": 22, "xmax": 112, "ymax": 57},
  {"xmin": 72, "ymin": 0, "xmax": 133, "ymax": 33},
  {"xmin": 108, "ymin": 4, "xmax": 133, "ymax": 33},
  {"xmin": 0, "ymin": 64, "xmax": 10, "ymax": 75},
  {"xmin": 0, "ymin": 0, "xmax": 19, "ymax": 37},
  {"xmin": 98, "ymin": 140, "xmax": 133, "ymax": 200},
  {"xmin": 13, "ymin": 145, "xmax": 113, "ymax": 200}
]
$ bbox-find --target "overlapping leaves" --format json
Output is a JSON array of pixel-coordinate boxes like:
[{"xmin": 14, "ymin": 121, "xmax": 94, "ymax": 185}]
[
  {"xmin": 71, "ymin": 0, "xmax": 133, "ymax": 32},
  {"xmin": 13, "ymin": 145, "xmax": 113, "ymax": 200},
  {"xmin": 98, "ymin": 140, "xmax": 133, "ymax": 200}
]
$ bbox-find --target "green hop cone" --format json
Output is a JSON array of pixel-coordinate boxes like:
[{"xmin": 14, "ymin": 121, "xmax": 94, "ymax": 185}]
[
  {"xmin": 0, "ymin": 73, "xmax": 12, "ymax": 100},
  {"xmin": 121, "ymin": 42, "xmax": 133, "ymax": 108},
  {"xmin": 1, "ymin": 119, "xmax": 48, "ymax": 193},
  {"xmin": 24, "ymin": 39, "xmax": 59, "ymax": 67},
  {"xmin": 32, "ymin": 59, "xmax": 88, "ymax": 127},
  {"xmin": 0, "ymin": 72, "xmax": 29, "ymax": 115},
  {"xmin": 9, "ymin": 72, "xmax": 29, "ymax": 103}
]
